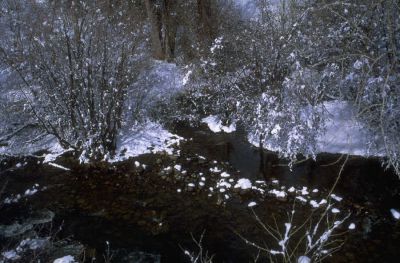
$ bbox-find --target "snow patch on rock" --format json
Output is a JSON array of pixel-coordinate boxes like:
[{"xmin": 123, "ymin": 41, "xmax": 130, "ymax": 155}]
[{"xmin": 202, "ymin": 116, "xmax": 236, "ymax": 133}]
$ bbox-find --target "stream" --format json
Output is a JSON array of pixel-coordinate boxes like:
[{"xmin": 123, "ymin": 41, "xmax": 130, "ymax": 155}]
[{"xmin": 0, "ymin": 123, "xmax": 399, "ymax": 262}]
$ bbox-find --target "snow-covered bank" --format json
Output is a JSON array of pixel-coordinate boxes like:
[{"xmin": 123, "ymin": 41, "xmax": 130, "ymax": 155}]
[
  {"xmin": 316, "ymin": 101, "xmax": 383, "ymax": 157},
  {"xmin": 107, "ymin": 121, "xmax": 183, "ymax": 163},
  {"xmin": 243, "ymin": 100, "xmax": 383, "ymax": 158},
  {"xmin": 202, "ymin": 116, "xmax": 236, "ymax": 133},
  {"xmin": 0, "ymin": 132, "xmax": 59, "ymax": 157},
  {"xmin": 0, "ymin": 120, "xmax": 182, "ymax": 165}
]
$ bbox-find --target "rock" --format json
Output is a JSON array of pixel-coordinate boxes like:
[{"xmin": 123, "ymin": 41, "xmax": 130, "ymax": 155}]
[
  {"xmin": 0, "ymin": 210, "xmax": 55, "ymax": 238},
  {"xmin": 187, "ymin": 183, "xmax": 195, "ymax": 192},
  {"xmin": 271, "ymin": 179, "xmax": 279, "ymax": 186},
  {"xmin": 30, "ymin": 210, "xmax": 55, "ymax": 225},
  {"xmin": 53, "ymin": 255, "xmax": 76, "ymax": 263},
  {"xmin": 123, "ymin": 251, "xmax": 161, "ymax": 263},
  {"xmin": 297, "ymin": 256, "xmax": 311, "ymax": 263},
  {"xmin": 0, "ymin": 223, "xmax": 33, "ymax": 238},
  {"xmin": 169, "ymin": 155, "xmax": 178, "ymax": 161},
  {"xmin": 50, "ymin": 242, "xmax": 84, "ymax": 261}
]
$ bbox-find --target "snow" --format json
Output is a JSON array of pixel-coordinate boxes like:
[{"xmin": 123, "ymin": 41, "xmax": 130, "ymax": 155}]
[
  {"xmin": 331, "ymin": 194, "xmax": 343, "ymax": 202},
  {"xmin": 297, "ymin": 256, "xmax": 311, "ymax": 263},
  {"xmin": 348, "ymin": 223, "xmax": 356, "ymax": 230},
  {"xmin": 44, "ymin": 142, "xmax": 73, "ymax": 163},
  {"xmin": 234, "ymin": 178, "xmax": 252, "ymax": 190},
  {"xmin": 53, "ymin": 256, "xmax": 76, "ymax": 263},
  {"xmin": 270, "ymin": 250, "xmax": 284, "ymax": 255},
  {"xmin": 248, "ymin": 100, "xmax": 383, "ymax": 157},
  {"xmin": 174, "ymin": 164, "xmax": 182, "ymax": 171},
  {"xmin": 2, "ymin": 250, "xmax": 20, "ymax": 260},
  {"xmin": 299, "ymin": 186, "xmax": 309, "ymax": 195},
  {"xmin": 390, "ymin": 209, "xmax": 400, "ymax": 220},
  {"xmin": 296, "ymin": 196, "xmax": 307, "ymax": 203},
  {"xmin": 210, "ymin": 167, "xmax": 221, "ymax": 173},
  {"xmin": 248, "ymin": 201, "xmax": 257, "ymax": 207},
  {"xmin": 18, "ymin": 238, "xmax": 48, "ymax": 250},
  {"xmin": 319, "ymin": 199, "xmax": 328, "ymax": 206},
  {"xmin": 24, "ymin": 188, "xmax": 38, "ymax": 196},
  {"xmin": 217, "ymin": 180, "xmax": 232, "ymax": 189},
  {"xmin": 331, "ymin": 208, "xmax": 340, "ymax": 214},
  {"xmin": 109, "ymin": 122, "xmax": 183, "ymax": 163},
  {"xmin": 202, "ymin": 116, "xmax": 236, "ymax": 133},
  {"xmin": 1, "ymin": 238, "xmax": 49, "ymax": 261},
  {"xmin": 182, "ymin": 70, "xmax": 192, "ymax": 85},
  {"xmin": 316, "ymin": 101, "xmax": 382, "ymax": 156},
  {"xmin": 269, "ymin": 189, "xmax": 287, "ymax": 198},
  {"xmin": 3, "ymin": 184, "xmax": 40, "ymax": 204},
  {"xmin": 47, "ymin": 162, "xmax": 71, "ymax": 171},
  {"xmin": 220, "ymin": 172, "xmax": 230, "ymax": 178},
  {"xmin": 278, "ymin": 223, "xmax": 291, "ymax": 253},
  {"xmin": 310, "ymin": 200, "xmax": 320, "ymax": 208}
]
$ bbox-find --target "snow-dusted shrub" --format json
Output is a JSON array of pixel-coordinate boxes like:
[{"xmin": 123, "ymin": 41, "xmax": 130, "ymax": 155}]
[
  {"xmin": 237, "ymin": 202, "xmax": 350, "ymax": 262},
  {"xmin": 0, "ymin": 0, "xmax": 146, "ymax": 160}
]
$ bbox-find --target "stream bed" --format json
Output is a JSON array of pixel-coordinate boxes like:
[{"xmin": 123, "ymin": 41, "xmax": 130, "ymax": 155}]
[{"xmin": 1, "ymin": 123, "xmax": 399, "ymax": 262}]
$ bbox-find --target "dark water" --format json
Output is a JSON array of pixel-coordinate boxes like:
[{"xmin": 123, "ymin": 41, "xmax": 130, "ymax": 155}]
[{"xmin": 1, "ymin": 123, "xmax": 400, "ymax": 262}]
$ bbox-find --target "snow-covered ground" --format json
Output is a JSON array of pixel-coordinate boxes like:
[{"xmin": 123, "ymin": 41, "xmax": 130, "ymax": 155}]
[
  {"xmin": 0, "ymin": 132, "xmax": 58, "ymax": 157},
  {"xmin": 107, "ymin": 121, "xmax": 183, "ymax": 163},
  {"xmin": 0, "ymin": 120, "xmax": 182, "ymax": 165},
  {"xmin": 316, "ymin": 100, "xmax": 383, "ymax": 156}
]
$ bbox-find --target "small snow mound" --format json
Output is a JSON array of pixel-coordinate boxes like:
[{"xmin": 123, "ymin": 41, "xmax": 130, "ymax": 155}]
[
  {"xmin": 319, "ymin": 199, "xmax": 328, "ymax": 205},
  {"xmin": 220, "ymin": 172, "xmax": 230, "ymax": 178},
  {"xmin": 299, "ymin": 186, "xmax": 309, "ymax": 195},
  {"xmin": 53, "ymin": 255, "xmax": 76, "ymax": 263},
  {"xmin": 348, "ymin": 223, "xmax": 356, "ymax": 230},
  {"xmin": 390, "ymin": 209, "xmax": 400, "ymax": 220},
  {"xmin": 234, "ymin": 178, "xmax": 252, "ymax": 189},
  {"xmin": 331, "ymin": 208, "xmax": 340, "ymax": 214},
  {"xmin": 202, "ymin": 116, "xmax": 236, "ymax": 133},
  {"xmin": 2, "ymin": 250, "xmax": 20, "ymax": 260},
  {"xmin": 248, "ymin": 201, "xmax": 257, "ymax": 207},
  {"xmin": 295, "ymin": 196, "xmax": 307, "ymax": 203},
  {"xmin": 270, "ymin": 189, "xmax": 287, "ymax": 198},
  {"xmin": 297, "ymin": 256, "xmax": 311, "ymax": 263},
  {"xmin": 109, "ymin": 122, "xmax": 183, "ymax": 163},
  {"xmin": 331, "ymin": 194, "xmax": 343, "ymax": 202},
  {"xmin": 210, "ymin": 167, "xmax": 221, "ymax": 173},
  {"xmin": 309, "ymin": 200, "xmax": 319, "ymax": 208}
]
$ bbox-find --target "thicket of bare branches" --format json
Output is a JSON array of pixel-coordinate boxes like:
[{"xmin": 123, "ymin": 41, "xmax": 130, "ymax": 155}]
[{"xmin": 0, "ymin": 0, "xmax": 146, "ymax": 160}]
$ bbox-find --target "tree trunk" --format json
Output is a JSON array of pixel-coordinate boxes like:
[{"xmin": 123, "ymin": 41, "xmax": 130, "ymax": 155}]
[
  {"xmin": 144, "ymin": 0, "xmax": 177, "ymax": 60},
  {"xmin": 197, "ymin": 0, "xmax": 215, "ymax": 43}
]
